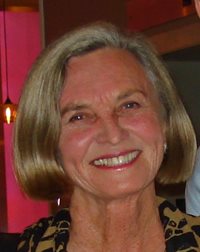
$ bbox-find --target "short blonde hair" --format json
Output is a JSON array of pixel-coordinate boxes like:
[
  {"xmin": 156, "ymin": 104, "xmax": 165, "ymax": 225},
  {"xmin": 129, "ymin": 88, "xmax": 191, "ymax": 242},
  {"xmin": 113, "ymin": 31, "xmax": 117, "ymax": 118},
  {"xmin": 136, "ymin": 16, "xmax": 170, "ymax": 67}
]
[{"xmin": 13, "ymin": 22, "xmax": 196, "ymax": 200}]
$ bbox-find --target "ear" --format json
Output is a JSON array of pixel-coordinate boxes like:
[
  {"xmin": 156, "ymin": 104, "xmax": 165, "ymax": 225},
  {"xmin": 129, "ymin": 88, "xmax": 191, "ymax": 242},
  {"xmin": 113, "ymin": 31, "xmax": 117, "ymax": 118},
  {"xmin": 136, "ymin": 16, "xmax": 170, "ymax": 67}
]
[{"xmin": 194, "ymin": 0, "xmax": 200, "ymax": 18}]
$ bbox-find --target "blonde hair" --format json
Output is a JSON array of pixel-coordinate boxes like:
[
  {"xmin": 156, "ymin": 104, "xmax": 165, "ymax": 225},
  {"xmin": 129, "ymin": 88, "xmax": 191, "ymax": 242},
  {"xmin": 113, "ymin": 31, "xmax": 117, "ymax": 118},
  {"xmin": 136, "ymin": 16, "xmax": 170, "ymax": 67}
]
[{"xmin": 13, "ymin": 22, "xmax": 196, "ymax": 200}]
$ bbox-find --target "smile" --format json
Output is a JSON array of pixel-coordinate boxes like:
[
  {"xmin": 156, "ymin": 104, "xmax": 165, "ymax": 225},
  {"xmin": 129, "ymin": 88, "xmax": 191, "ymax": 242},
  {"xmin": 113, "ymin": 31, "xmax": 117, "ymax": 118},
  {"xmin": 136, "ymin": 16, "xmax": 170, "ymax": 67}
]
[{"xmin": 92, "ymin": 150, "xmax": 140, "ymax": 168}]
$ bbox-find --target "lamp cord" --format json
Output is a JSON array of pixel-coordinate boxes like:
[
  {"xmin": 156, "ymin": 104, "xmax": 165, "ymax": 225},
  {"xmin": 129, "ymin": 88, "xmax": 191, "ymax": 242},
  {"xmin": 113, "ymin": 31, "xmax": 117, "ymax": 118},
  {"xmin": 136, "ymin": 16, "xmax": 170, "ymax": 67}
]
[{"xmin": 2, "ymin": 0, "xmax": 9, "ymax": 98}]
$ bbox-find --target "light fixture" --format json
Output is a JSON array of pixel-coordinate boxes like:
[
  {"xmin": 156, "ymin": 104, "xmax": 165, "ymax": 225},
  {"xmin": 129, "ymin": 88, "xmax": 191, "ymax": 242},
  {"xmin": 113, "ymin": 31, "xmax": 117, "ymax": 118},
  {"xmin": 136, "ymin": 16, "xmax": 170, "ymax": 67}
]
[{"xmin": 1, "ymin": 0, "xmax": 17, "ymax": 124}]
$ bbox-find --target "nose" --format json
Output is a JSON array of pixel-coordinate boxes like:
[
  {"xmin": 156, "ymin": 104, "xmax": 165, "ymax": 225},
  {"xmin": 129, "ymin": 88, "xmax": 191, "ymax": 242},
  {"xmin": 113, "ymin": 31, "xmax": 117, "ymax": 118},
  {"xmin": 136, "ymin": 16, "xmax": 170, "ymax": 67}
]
[{"xmin": 96, "ymin": 116, "xmax": 128, "ymax": 145}]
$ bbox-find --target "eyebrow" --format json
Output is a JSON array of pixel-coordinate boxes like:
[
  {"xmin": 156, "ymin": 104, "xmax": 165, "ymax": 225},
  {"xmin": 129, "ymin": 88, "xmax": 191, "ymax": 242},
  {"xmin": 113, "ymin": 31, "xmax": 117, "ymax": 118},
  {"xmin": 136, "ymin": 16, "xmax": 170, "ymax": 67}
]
[
  {"xmin": 60, "ymin": 103, "xmax": 90, "ymax": 117},
  {"xmin": 60, "ymin": 89, "xmax": 146, "ymax": 117},
  {"xmin": 116, "ymin": 88, "xmax": 146, "ymax": 101}
]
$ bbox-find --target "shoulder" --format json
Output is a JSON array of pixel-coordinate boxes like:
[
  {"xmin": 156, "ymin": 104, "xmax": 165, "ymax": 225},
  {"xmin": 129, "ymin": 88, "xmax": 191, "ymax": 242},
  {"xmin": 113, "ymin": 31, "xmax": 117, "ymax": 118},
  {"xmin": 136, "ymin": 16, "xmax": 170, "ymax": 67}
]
[
  {"xmin": 158, "ymin": 197, "xmax": 200, "ymax": 251},
  {"xmin": 17, "ymin": 208, "xmax": 70, "ymax": 252},
  {"xmin": 187, "ymin": 147, "xmax": 200, "ymax": 183},
  {"xmin": 185, "ymin": 147, "xmax": 200, "ymax": 215}
]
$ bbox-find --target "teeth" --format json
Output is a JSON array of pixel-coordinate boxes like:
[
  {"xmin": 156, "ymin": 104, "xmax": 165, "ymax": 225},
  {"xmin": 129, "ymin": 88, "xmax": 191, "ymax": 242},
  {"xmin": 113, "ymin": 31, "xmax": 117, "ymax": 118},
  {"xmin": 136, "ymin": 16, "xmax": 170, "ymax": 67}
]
[{"xmin": 93, "ymin": 151, "xmax": 139, "ymax": 167}]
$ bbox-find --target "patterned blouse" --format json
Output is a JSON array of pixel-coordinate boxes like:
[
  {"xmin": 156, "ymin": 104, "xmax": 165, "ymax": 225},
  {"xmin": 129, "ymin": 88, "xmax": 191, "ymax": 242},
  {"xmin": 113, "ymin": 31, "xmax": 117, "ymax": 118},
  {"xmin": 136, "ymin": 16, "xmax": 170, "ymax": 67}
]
[{"xmin": 17, "ymin": 197, "xmax": 200, "ymax": 252}]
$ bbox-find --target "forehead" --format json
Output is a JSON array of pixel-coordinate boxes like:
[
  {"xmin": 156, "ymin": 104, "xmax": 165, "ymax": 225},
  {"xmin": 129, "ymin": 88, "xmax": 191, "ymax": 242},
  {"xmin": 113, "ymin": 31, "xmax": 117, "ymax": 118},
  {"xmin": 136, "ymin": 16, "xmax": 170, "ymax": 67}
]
[
  {"xmin": 60, "ymin": 48, "xmax": 155, "ymax": 103},
  {"xmin": 66, "ymin": 48, "xmax": 145, "ymax": 80}
]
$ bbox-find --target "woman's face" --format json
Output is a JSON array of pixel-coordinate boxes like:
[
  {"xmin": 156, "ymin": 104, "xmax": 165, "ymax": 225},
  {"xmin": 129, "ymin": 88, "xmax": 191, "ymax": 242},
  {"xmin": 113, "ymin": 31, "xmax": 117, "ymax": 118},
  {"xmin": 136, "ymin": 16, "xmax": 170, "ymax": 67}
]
[{"xmin": 59, "ymin": 48, "xmax": 166, "ymax": 200}]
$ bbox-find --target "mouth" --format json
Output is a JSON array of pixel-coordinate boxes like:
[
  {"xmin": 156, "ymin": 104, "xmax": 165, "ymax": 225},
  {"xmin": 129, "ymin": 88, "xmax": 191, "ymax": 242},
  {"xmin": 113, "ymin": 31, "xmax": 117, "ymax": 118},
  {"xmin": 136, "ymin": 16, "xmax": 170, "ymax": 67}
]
[{"xmin": 91, "ymin": 150, "xmax": 140, "ymax": 170}]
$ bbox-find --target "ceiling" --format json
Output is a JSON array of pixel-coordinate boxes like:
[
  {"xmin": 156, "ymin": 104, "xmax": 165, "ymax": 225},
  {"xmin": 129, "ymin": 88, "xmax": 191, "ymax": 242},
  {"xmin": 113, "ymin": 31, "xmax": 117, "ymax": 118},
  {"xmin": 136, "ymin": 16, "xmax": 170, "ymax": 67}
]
[{"xmin": 0, "ymin": 0, "xmax": 39, "ymax": 11}]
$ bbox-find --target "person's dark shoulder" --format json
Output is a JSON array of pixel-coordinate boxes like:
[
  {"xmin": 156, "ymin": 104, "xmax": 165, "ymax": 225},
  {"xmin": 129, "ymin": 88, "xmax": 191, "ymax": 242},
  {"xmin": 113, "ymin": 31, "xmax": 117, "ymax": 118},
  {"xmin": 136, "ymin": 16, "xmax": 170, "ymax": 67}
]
[{"xmin": 17, "ymin": 208, "xmax": 70, "ymax": 252}]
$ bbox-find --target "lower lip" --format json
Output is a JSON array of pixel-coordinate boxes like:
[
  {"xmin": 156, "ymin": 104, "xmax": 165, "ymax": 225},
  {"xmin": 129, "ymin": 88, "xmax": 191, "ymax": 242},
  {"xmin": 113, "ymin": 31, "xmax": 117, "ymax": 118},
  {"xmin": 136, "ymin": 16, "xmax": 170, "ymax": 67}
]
[{"xmin": 93, "ymin": 153, "xmax": 140, "ymax": 171}]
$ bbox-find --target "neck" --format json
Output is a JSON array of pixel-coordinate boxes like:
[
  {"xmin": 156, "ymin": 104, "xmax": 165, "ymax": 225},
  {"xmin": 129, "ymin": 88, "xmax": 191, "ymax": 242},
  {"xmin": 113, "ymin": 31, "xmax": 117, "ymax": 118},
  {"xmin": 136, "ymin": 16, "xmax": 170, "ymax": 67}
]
[{"xmin": 67, "ymin": 184, "xmax": 165, "ymax": 252}]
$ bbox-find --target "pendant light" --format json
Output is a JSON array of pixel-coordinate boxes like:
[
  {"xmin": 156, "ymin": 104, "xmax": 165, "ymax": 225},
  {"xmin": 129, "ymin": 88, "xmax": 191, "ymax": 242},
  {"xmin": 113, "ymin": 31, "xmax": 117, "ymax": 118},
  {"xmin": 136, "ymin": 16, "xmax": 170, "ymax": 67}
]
[{"xmin": 2, "ymin": 0, "xmax": 17, "ymax": 124}]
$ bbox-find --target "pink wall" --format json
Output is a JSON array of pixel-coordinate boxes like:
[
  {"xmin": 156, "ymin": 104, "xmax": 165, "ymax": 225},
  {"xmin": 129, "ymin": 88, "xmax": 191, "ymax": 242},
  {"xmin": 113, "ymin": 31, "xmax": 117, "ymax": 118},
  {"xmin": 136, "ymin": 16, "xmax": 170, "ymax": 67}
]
[{"xmin": 0, "ymin": 11, "xmax": 49, "ymax": 233}]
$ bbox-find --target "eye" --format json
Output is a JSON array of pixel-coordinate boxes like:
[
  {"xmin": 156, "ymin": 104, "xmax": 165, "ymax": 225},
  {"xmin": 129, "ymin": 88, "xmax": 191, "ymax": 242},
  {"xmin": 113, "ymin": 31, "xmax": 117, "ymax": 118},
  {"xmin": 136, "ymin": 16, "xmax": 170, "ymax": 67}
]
[
  {"xmin": 121, "ymin": 101, "xmax": 140, "ymax": 110},
  {"xmin": 68, "ymin": 112, "xmax": 96, "ymax": 124},
  {"xmin": 69, "ymin": 113, "xmax": 86, "ymax": 123}
]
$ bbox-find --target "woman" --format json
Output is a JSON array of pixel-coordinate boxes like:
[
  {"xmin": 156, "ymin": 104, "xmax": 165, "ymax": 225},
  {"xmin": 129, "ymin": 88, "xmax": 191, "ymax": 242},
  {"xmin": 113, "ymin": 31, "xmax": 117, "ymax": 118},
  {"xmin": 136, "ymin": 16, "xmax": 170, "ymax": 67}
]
[{"xmin": 14, "ymin": 22, "xmax": 199, "ymax": 251}]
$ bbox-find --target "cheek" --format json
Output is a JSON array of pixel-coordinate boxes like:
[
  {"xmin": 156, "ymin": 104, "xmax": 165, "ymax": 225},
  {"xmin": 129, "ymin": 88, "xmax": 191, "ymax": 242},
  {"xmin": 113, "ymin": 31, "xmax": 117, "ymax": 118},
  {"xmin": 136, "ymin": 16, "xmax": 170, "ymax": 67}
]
[
  {"xmin": 59, "ymin": 128, "xmax": 94, "ymax": 160},
  {"xmin": 122, "ymin": 112, "xmax": 165, "ymax": 143},
  {"xmin": 124, "ymin": 113, "xmax": 165, "ymax": 181}
]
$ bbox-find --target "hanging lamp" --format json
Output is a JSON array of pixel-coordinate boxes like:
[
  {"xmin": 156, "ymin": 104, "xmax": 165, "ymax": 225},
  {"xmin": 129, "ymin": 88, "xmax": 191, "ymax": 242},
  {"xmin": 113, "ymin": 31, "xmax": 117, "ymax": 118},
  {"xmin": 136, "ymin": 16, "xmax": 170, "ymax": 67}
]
[{"xmin": 1, "ymin": 0, "xmax": 17, "ymax": 124}]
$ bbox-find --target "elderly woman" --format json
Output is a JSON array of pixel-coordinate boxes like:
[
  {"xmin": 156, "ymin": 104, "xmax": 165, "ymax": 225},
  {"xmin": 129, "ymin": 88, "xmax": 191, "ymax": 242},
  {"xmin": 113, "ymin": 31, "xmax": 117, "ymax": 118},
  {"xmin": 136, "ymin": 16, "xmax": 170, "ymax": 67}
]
[{"xmin": 14, "ymin": 23, "xmax": 199, "ymax": 251}]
